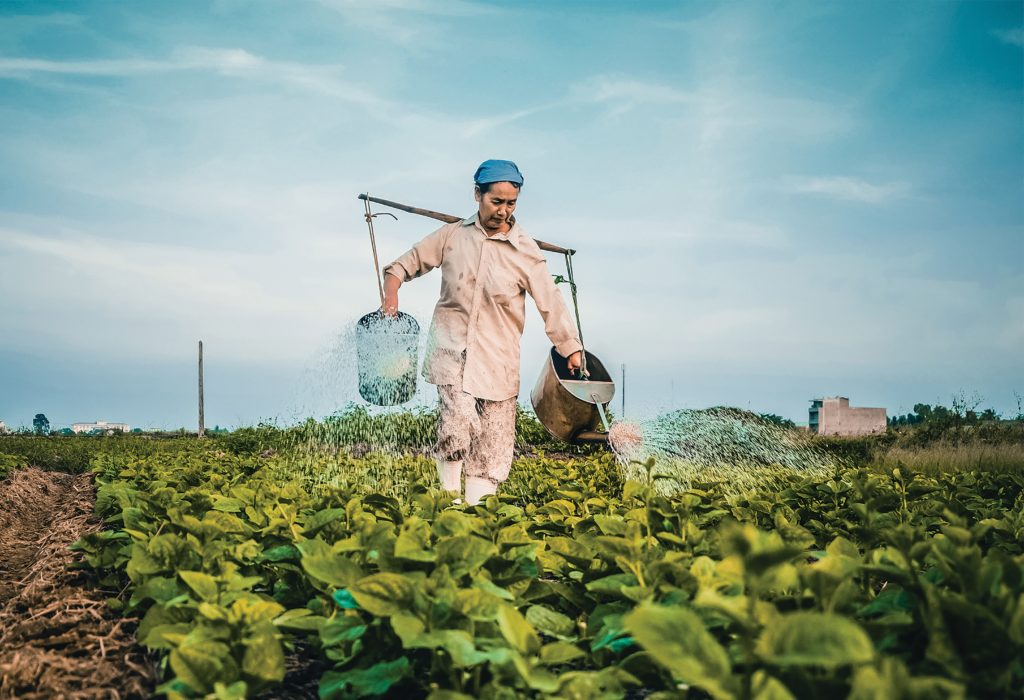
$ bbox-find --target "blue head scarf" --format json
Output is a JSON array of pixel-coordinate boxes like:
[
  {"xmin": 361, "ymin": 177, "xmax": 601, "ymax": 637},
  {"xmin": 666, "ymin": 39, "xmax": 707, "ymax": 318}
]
[{"xmin": 474, "ymin": 159, "xmax": 524, "ymax": 187}]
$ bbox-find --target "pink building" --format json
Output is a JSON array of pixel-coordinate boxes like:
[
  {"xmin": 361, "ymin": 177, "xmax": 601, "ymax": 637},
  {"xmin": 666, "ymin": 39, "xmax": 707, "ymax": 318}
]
[{"xmin": 809, "ymin": 397, "xmax": 887, "ymax": 436}]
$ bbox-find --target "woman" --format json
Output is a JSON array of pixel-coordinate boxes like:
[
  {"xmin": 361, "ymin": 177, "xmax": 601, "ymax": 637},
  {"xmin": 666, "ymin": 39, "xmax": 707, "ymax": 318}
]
[{"xmin": 382, "ymin": 159, "xmax": 583, "ymax": 504}]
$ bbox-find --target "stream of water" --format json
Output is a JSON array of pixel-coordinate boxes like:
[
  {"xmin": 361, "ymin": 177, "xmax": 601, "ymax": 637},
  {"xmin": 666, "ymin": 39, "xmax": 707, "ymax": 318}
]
[{"xmin": 608, "ymin": 407, "xmax": 837, "ymax": 495}]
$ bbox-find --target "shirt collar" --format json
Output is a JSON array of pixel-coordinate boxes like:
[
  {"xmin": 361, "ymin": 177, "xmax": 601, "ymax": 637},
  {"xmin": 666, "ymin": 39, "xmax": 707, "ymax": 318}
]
[{"xmin": 463, "ymin": 213, "xmax": 522, "ymax": 250}]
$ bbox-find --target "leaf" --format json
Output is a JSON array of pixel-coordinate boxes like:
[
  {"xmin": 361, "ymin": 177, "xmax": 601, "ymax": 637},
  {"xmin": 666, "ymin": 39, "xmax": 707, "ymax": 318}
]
[
  {"xmin": 389, "ymin": 612, "xmax": 426, "ymax": 646},
  {"xmin": 540, "ymin": 641, "xmax": 586, "ymax": 665},
  {"xmin": 546, "ymin": 537, "xmax": 596, "ymax": 567},
  {"xmin": 273, "ymin": 609, "xmax": 327, "ymax": 632},
  {"xmin": 1009, "ymin": 593, "xmax": 1024, "ymax": 645},
  {"xmin": 426, "ymin": 691, "xmax": 474, "ymax": 700},
  {"xmin": 299, "ymin": 538, "xmax": 363, "ymax": 588},
  {"xmin": 849, "ymin": 657, "xmax": 965, "ymax": 700},
  {"xmin": 212, "ymin": 496, "xmax": 245, "ymax": 513},
  {"xmin": 319, "ymin": 657, "xmax": 409, "ymax": 699},
  {"xmin": 858, "ymin": 588, "xmax": 915, "ymax": 618},
  {"xmin": 591, "ymin": 612, "xmax": 629, "ymax": 652},
  {"xmin": 141, "ymin": 622, "xmax": 193, "ymax": 650},
  {"xmin": 259, "ymin": 544, "xmax": 299, "ymax": 562},
  {"xmin": 137, "ymin": 604, "xmax": 191, "ymax": 646},
  {"xmin": 585, "ymin": 573, "xmax": 638, "ymax": 597},
  {"xmin": 471, "ymin": 577, "xmax": 514, "ymax": 601},
  {"xmin": 350, "ymin": 573, "xmax": 415, "ymax": 616},
  {"xmin": 169, "ymin": 640, "xmax": 231, "ymax": 695},
  {"xmin": 512, "ymin": 655, "xmax": 561, "ymax": 692},
  {"xmin": 242, "ymin": 632, "xmax": 285, "ymax": 684},
  {"xmin": 695, "ymin": 589, "xmax": 754, "ymax": 627},
  {"xmin": 826, "ymin": 536, "xmax": 861, "ymax": 560},
  {"xmin": 526, "ymin": 605, "xmax": 576, "ymax": 638},
  {"xmin": 332, "ymin": 589, "xmax": 360, "ymax": 610},
  {"xmin": 436, "ymin": 535, "xmax": 496, "ymax": 577},
  {"xmin": 498, "ymin": 605, "xmax": 541, "ymax": 655},
  {"xmin": 623, "ymin": 602, "xmax": 735, "ymax": 700},
  {"xmin": 808, "ymin": 536, "xmax": 862, "ymax": 581},
  {"xmin": 180, "ymin": 571, "xmax": 219, "ymax": 602},
  {"xmin": 756, "ymin": 612, "xmax": 875, "ymax": 669},
  {"xmin": 137, "ymin": 575, "xmax": 183, "ymax": 604},
  {"xmin": 454, "ymin": 588, "xmax": 503, "ymax": 621},
  {"xmin": 127, "ymin": 545, "xmax": 164, "ymax": 581},
  {"xmin": 212, "ymin": 680, "xmax": 248, "ymax": 700},
  {"xmin": 391, "ymin": 613, "xmax": 507, "ymax": 668},
  {"xmin": 440, "ymin": 630, "xmax": 510, "ymax": 667},
  {"xmin": 432, "ymin": 510, "xmax": 473, "ymax": 537},
  {"xmin": 746, "ymin": 546, "xmax": 806, "ymax": 578},
  {"xmin": 394, "ymin": 517, "xmax": 437, "ymax": 562},
  {"xmin": 303, "ymin": 507, "xmax": 347, "ymax": 535},
  {"xmin": 198, "ymin": 603, "xmax": 229, "ymax": 621},
  {"xmin": 752, "ymin": 670, "xmax": 796, "ymax": 700},
  {"xmin": 203, "ymin": 511, "xmax": 247, "ymax": 535},
  {"xmin": 320, "ymin": 615, "xmax": 368, "ymax": 646}
]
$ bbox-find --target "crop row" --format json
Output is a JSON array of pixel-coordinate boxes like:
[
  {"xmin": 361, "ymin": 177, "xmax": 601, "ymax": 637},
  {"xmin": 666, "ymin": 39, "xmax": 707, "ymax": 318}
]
[{"xmin": 65, "ymin": 442, "xmax": 1024, "ymax": 699}]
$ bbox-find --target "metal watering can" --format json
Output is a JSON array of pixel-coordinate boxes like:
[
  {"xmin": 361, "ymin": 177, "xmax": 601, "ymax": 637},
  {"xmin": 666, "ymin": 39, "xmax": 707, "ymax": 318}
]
[
  {"xmin": 356, "ymin": 194, "xmax": 616, "ymax": 444},
  {"xmin": 531, "ymin": 347, "xmax": 615, "ymax": 444}
]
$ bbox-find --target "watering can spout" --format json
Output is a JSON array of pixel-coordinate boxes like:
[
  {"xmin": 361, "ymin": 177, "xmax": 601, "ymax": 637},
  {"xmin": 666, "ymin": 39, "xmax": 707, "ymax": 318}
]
[{"xmin": 574, "ymin": 430, "xmax": 610, "ymax": 444}]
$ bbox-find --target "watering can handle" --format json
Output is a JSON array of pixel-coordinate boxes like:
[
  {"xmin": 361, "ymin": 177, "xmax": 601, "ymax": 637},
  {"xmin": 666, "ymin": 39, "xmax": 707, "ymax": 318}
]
[{"xmin": 357, "ymin": 194, "xmax": 575, "ymax": 256}]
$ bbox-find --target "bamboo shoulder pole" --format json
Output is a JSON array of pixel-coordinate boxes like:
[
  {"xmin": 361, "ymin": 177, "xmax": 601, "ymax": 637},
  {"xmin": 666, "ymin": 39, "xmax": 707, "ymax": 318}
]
[{"xmin": 357, "ymin": 194, "xmax": 575, "ymax": 256}]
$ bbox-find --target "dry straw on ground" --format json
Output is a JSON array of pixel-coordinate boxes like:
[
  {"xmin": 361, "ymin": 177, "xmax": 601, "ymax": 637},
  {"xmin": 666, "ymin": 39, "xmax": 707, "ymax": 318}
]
[{"xmin": 0, "ymin": 468, "xmax": 156, "ymax": 699}]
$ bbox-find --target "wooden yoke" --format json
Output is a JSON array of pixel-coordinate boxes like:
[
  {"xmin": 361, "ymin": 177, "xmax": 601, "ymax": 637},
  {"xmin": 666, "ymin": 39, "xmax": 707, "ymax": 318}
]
[{"xmin": 357, "ymin": 194, "xmax": 575, "ymax": 256}]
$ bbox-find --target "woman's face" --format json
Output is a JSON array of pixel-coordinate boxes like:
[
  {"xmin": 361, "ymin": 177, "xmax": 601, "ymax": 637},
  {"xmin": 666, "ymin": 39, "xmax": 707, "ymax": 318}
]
[{"xmin": 475, "ymin": 181, "xmax": 519, "ymax": 234}]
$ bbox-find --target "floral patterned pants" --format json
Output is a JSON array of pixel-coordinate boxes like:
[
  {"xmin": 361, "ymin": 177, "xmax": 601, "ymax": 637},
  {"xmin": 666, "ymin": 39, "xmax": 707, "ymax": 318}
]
[{"xmin": 436, "ymin": 384, "xmax": 517, "ymax": 484}]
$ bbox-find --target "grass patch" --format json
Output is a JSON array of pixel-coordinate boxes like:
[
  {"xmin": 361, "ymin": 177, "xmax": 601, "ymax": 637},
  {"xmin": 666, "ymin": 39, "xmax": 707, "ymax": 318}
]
[{"xmin": 875, "ymin": 442, "xmax": 1024, "ymax": 474}]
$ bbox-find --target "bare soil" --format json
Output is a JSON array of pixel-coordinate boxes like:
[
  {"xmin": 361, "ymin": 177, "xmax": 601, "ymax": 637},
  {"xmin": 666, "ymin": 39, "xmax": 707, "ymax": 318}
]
[{"xmin": 0, "ymin": 468, "xmax": 156, "ymax": 699}]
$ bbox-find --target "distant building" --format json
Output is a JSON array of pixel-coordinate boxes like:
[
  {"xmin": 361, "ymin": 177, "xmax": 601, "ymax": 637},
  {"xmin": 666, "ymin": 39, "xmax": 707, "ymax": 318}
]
[
  {"xmin": 0, "ymin": 420, "xmax": 7, "ymax": 434},
  {"xmin": 71, "ymin": 420, "xmax": 130, "ymax": 434},
  {"xmin": 809, "ymin": 397, "xmax": 886, "ymax": 436}
]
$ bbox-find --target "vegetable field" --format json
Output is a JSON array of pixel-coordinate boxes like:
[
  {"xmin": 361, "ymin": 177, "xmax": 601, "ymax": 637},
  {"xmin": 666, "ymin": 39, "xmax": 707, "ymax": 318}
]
[{"xmin": 1, "ymin": 419, "xmax": 1022, "ymax": 699}]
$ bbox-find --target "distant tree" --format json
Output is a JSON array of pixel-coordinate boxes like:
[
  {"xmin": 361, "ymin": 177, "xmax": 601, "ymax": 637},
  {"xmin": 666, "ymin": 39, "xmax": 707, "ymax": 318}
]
[
  {"xmin": 759, "ymin": 413, "xmax": 796, "ymax": 429},
  {"xmin": 32, "ymin": 413, "xmax": 50, "ymax": 435},
  {"xmin": 979, "ymin": 408, "xmax": 1000, "ymax": 422}
]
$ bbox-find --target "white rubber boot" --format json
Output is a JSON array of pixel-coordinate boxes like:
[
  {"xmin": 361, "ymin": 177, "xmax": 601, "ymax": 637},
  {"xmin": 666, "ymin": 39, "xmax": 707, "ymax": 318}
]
[
  {"xmin": 437, "ymin": 460, "xmax": 462, "ymax": 494},
  {"xmin": 464, "ymin": 476, "xmax": 497, "ymax": 506}
]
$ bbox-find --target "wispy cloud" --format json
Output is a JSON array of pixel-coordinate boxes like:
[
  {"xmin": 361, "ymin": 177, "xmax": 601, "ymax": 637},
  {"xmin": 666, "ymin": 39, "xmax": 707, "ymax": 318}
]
[
  {"xmin": 0, "ymin": 224, "xmax": 370, "ymax": 363},
  {"xmin": 0, "ymin": 227, "xmax": 295, "ymax": 314},
  {"xmin": 992, "ymin": 26, "xmax": 1024, "ymax": 48},
  {"xmin": 787, "ymin": 176, "xmax": 910, "ymax": 204},
  {"xmin": 318, "ymin": 0, "xmax": 493, "ymax": 17},
  {"xmin": 0, "ymin": 12, "xmax": 83, "ymax": 30},
  {"xmin": 314, "ymin": 0, "xmax": 498, "ymax": 48},
  {"xmin": 569, "ymin": 75, "xmax": 695, "ymax": 118},
  {"xmin": 0, "ymin": 47, "xmax": 395, "ymax": 111}
]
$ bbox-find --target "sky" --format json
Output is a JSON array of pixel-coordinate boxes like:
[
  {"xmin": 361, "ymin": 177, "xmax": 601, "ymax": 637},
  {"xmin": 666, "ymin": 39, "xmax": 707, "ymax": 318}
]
[{"xmin": 0, "ymin": 0, "xmax": 1022, "ymax": 430}]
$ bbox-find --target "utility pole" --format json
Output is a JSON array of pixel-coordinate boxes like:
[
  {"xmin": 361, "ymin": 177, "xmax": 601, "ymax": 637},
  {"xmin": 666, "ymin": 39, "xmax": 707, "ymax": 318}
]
[
  {"xmin": 198, "ymin": 340, "xmax": 205, "ymax": 438},
  {"xmin": 621, "ymin": 363, "xmax": 626, "ymax": 418}
]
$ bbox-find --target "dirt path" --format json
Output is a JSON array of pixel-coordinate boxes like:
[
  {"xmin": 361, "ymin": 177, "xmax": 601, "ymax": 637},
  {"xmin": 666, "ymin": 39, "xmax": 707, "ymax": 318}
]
[{"xmin": 0, "ymin": 468, "xmax": 155, "ymax": 699}]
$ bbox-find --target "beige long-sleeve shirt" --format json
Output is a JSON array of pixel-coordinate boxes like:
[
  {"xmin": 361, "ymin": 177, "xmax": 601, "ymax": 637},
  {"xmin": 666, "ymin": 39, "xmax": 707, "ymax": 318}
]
[{"xmin": 383, "ymin": 214, "xmax": 583, "ymax": 401}]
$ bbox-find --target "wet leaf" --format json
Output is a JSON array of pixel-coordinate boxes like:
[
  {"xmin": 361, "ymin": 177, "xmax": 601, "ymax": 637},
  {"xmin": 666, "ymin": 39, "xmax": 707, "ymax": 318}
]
[
  {"xmin": 757, "ymin": 612, "xmax": 875, "ymax": 668},
  {"xmin": 624, "ymin": 602, "xmax": 735, "ymax": 700}
]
